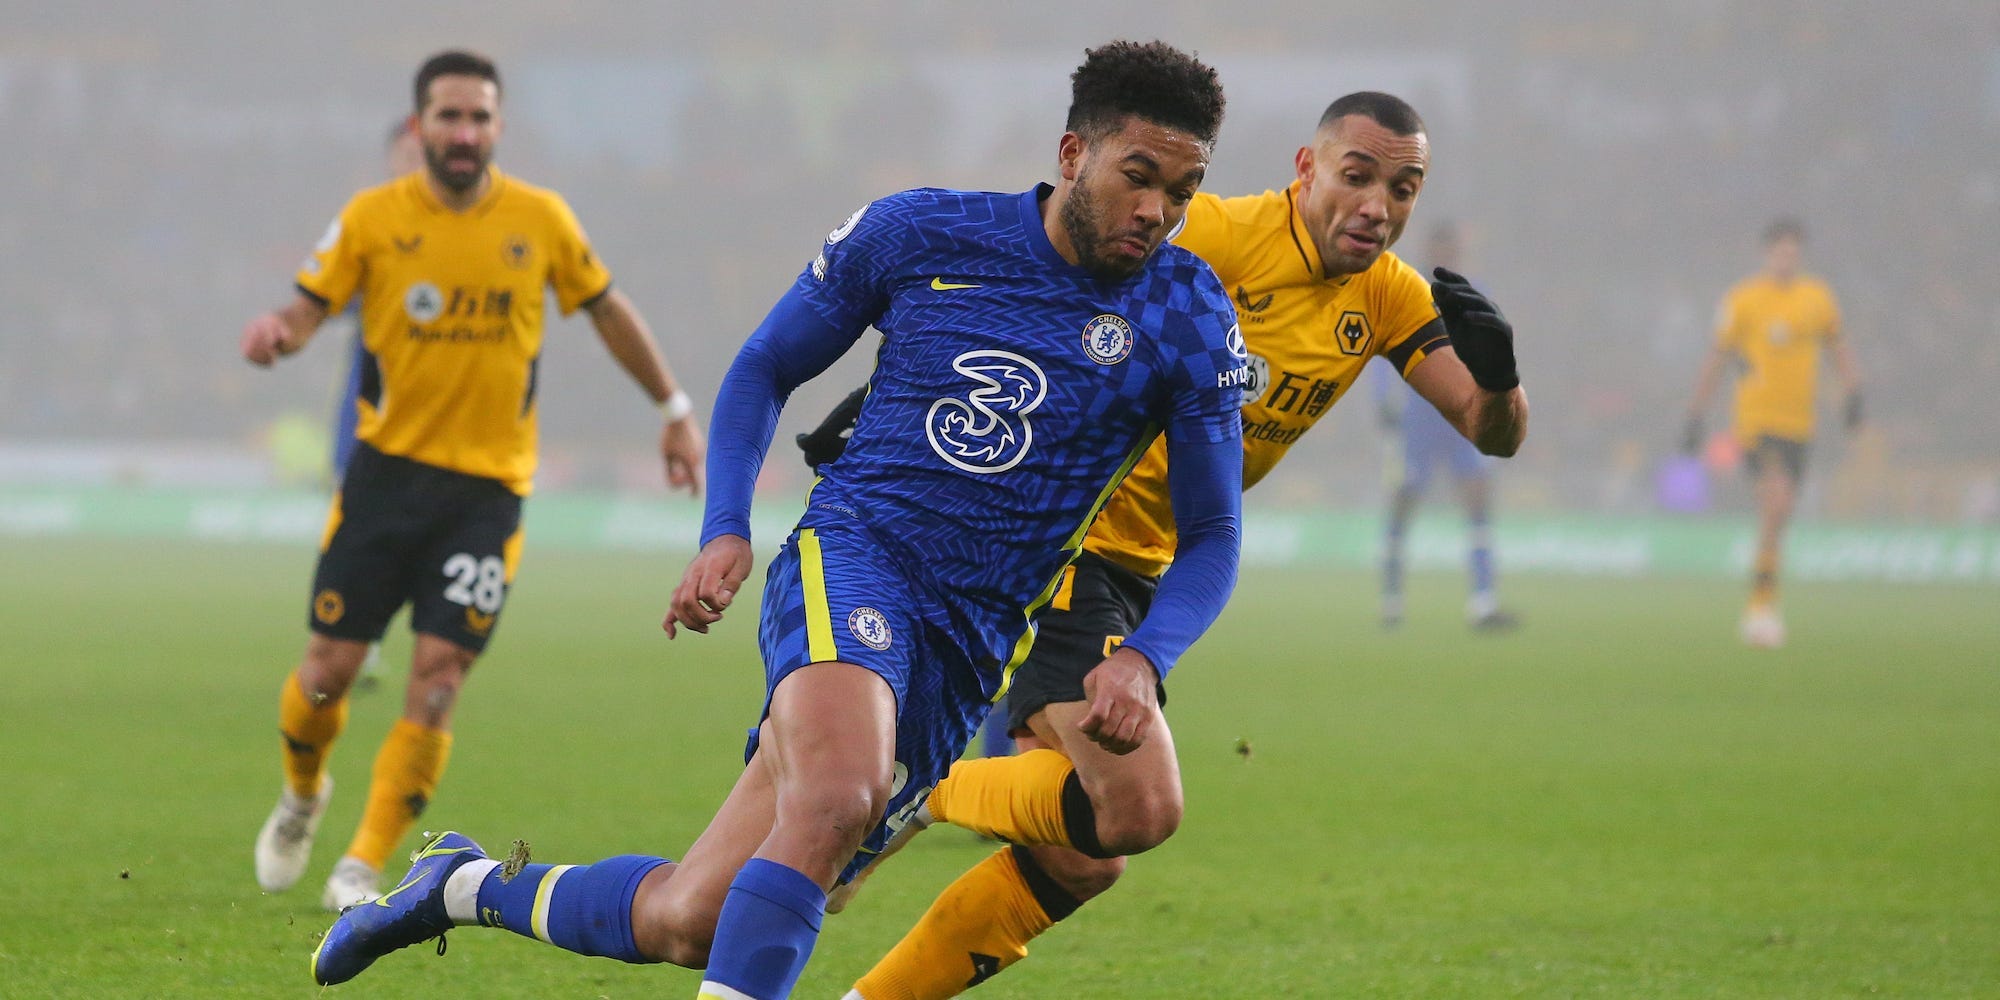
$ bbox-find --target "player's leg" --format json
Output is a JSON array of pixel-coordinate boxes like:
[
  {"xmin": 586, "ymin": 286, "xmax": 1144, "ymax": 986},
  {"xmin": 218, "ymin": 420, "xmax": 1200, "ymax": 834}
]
[
  {"xmin": 847, "ymin": 710, "xmax": 1143, "ymax": 1000},
  {"xmin": 1453, "ymin": 455, "xmax": 1514, "ymax": 631},
  {"xmin": 1742, "ymin": 437, "xmax": 1801, "ymax": 647},
  {"xmin": 847, "ymin": 698, "xmax": 1173, "ymax": 1000},
  {"xmin": 327, "ymin": 470, "xmax": 522, "ymax": 908},
  {"xmin": 847, "ymin": 555, "xmax": 1164, "ymax": 998},
  {"xmin": 1384, "ymin": 427, "xmax": 1433, "ymax": 628},
  {"xmin": 257, "ymin": 461, "xmax": 410, "ymax": 894},
  {"xmin": 312, "ymin": 761, "xmax": 769, "ymax": 986},
  {"xmin": 325, "ymin": 633, "xmax": 475, "ymax": 909},
  {"xmin": 695, "ymin": 660, "xmax": 898, "ymax": 999}
]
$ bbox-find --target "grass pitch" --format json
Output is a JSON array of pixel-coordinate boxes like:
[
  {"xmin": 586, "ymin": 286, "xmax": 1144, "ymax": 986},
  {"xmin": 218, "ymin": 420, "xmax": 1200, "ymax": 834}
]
[{"xmin": 1, "ymin": 535, "xmax": 1995, "ymax": 997}]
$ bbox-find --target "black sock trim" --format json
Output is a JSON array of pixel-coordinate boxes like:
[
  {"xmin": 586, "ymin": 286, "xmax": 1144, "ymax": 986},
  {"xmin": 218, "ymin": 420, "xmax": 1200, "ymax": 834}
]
[
  {"xmin": 1060, "ymin": 770, "xmax": 1114, "ymax": 859},
  {"xmin": 1008, "ymin": 844, "xmax": 1083, "ymax": 922}
]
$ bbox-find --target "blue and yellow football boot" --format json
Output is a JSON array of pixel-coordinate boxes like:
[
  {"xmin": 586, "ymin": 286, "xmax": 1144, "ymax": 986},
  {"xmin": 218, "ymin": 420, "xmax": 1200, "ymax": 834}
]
[{"xmin": 312, "ymin": 830, "xmax": 486, "ymax": 985}]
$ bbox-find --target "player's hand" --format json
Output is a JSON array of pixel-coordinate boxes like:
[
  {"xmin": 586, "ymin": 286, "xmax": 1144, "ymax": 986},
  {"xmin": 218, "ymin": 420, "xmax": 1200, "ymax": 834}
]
[
  {"xmin": 795, "ymin": 385, "xmax": 868, "ymax": 469},
  {"xmin": 1077, "ymin": 647, "xmax": 1160, "ymax": 755},
  {"xmin": 661, "ymin": 415, "xmax": 706, "ymax": 496},
  {"xmin": 1432, "ymin": 267, "xmax": 1519, "ymax": 392},
  {"xmin": 1843, "ymin": 391, "xmax": 1864, "ymax": 431},
  {"xmin": 665, "ymin": 534, "xmax": 752, "ymax": 638},
  {"xmin": 240, "ymin": 313, "xmax": 296, "ymax": 367},
  {"xmin": 1681, "ymin": 415, "xmax": 1705, "ymax": 455}
]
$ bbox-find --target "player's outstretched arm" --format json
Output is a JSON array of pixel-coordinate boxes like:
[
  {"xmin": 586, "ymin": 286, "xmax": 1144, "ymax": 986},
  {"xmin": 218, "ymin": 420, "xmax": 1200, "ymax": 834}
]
[
  {"xmin": 585, "ymin": 289, "xmax": 706, "ymax": 495},
  {"xmin": 1682, "ymin": 344, "xmax": 1733, "ymax": 452},
  {"xmin": 1829, "ymin": 336, "xmax": 1864, "ymax": 431},
  {"xmin": 1409, "ymin": 268, "xmax": 1527, "ymax": 456},
  {"xmin": 240, "ymin": 294, "xmax": 329, "ymax": 367}
]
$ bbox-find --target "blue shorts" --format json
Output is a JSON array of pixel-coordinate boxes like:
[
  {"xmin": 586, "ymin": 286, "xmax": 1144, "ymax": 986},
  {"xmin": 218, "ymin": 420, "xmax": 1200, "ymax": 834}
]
[
  {"xmin": 748, "ymin": 520, "xmax": 998, "ymax": 883},
  {"xmin": 1402, "ymin": 401, "xmax": 1489, "ymax": 490}
]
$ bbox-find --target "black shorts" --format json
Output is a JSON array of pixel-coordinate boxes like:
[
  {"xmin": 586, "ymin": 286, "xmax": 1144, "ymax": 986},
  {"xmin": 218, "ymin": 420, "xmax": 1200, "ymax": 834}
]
[
  {"xmin": 1006, "ymin": 551, "xmax": 1163, "ymax": 733},
  {"xmin": 308, "ymin": 443, "xmax": 524, "ymax": 653},
  {"xmin": 1744, "ymin": 435, "xmax": 1808, "ymax": 483}
]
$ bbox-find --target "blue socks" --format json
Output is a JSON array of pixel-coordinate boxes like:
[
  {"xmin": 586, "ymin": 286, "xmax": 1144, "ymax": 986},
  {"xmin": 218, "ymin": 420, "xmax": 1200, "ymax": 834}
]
[
  {"xmin": 1469, "ymin": 514, "xmax": 1496, "ymax": 598},
  {"xmin": 699, "ymin": 859, "xmax": 826, "ymax": 1000},
  {"xmin": 474, "ymin": 854, "xmax": 668, "ymax": 963}
]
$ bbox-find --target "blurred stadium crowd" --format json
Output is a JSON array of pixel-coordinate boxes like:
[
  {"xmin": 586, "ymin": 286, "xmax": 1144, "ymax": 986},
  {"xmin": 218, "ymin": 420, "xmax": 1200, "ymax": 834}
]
[{"xmin": 2, "ymin": 1, "xmax": 1995, "ymax": 520}]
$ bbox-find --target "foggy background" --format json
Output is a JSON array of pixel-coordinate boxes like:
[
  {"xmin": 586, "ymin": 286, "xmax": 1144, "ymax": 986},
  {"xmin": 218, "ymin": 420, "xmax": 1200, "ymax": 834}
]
[{"xmin": 3, "ymin": 0, "xmax": 1997, "ymax": 524}]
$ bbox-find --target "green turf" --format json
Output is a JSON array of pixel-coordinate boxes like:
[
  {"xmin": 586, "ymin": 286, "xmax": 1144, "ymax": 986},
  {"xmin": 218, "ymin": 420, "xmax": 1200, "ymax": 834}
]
[{"xmin": 2, "ymin": 535, "xmax": 1995, "ymax": 997}]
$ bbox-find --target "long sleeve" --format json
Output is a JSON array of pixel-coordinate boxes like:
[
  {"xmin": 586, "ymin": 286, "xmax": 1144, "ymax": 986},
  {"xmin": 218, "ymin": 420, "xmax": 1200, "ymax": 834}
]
[
  {"xmin": 699, "ymin": 287, "xmax": 865, "ymax": 547},
  {"xmin": 1120, "ymin": 429, "xmax": 1241, "ymax": 676}
]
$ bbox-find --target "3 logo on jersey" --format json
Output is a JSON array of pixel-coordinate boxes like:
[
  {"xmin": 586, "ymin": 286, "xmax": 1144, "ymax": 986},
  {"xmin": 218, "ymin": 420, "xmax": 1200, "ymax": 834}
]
[{"xmin": 927, "ymin": 350, "xmax": 1048, "ymax": 474}]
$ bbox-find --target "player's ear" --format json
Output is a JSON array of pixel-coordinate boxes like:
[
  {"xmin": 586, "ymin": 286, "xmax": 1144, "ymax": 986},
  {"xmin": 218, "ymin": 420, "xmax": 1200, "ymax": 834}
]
[
  {"xmin": 1294, "ymin": 145, "xmax": 1315, "ymax": 186},
  {"xmin": 1057, "ymin": 132, "xmax": 1086, "ymax": 182}
]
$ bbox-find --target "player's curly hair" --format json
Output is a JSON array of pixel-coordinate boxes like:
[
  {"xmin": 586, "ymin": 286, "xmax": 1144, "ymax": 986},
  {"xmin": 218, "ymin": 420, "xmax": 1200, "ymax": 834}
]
[
  {"xmin": 414, "ymin": 50, "xmax": 502, "ymax": 111},
  {"xmin": 1066, "ymin": 40, "xmax": 1225, "ymax": 146}
]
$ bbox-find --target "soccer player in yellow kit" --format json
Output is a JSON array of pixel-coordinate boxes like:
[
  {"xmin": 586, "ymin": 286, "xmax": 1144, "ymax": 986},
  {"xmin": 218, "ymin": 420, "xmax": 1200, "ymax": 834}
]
[
  {"xmin": 241, "ymin": 50, "xmax": 706, "ymax": 910},
  {"xmin": 1684, "ymin": 218, "xmax": 1862, "ymax": 648},
  {"xmin": 830, "ymin": 92, "xmax": 1529, "ymax": 999}
]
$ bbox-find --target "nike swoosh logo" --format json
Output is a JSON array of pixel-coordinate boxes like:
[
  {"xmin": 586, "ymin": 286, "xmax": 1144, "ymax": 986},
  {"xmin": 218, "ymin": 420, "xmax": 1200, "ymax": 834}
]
[
  {"xmin": 931, "ymin": 277, "xmax": 980, "ymax": 291},
  {"xmin": 372, "ymin": 873, "xmax": 425, "ymax": 907}
]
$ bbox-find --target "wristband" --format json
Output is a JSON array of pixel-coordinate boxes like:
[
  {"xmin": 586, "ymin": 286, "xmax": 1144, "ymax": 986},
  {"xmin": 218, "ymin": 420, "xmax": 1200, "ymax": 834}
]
[{"xmin": 659, "ymin": 390, "xmax": 694, "ymax": 423}]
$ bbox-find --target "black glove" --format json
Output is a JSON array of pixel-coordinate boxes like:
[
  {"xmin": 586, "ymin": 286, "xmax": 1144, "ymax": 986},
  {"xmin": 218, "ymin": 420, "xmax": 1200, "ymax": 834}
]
[
  {"xmin": 1844, "ymin": 391, "xmax": 1863, "ymax": 431},
  {"xmin": 1681, "ymin": 415, "xmax": 1705, "ymax": 455},
  {"xmin": 795, "ymin": 385, "xmax": 868, "ymax": 469},
  {"xmin": 1432, "ymin": 267, "xmax": 1519, "ymax": 392}
]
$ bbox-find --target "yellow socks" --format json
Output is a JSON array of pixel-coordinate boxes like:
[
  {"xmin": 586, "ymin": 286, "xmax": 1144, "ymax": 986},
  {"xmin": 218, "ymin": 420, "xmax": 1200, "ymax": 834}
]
[
  {"xmin": 851, "ymin": 846, "xmax": 1079, "ymax": 1000},
  {"xmin": 278, "ymin": 672, "xmax": 348, "ymax": 799},
  {"xmin": 344, "ymin": 718, "xmax": 452, "ymax": 869},
  {"xmin": 925, "ymin": 748, "xmax": 1105, "ymax": 855}
]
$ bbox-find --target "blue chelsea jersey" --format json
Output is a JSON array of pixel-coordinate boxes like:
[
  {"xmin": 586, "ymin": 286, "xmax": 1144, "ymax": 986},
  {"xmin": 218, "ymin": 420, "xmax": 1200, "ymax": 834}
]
[{"xmin": 792, "ymin": 185, "xmax": 1246, "ymax": 662}]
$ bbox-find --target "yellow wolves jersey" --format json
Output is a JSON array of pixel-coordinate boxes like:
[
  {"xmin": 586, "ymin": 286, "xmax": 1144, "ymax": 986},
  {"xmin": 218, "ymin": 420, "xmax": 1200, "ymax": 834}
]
[
  {"xmin": 1084, "ymin": 182, "xmax": 1448, "ymax": 578},
  {"xmin": 295, "ymin": 168, "xmax": 611, "ymax": 494},
  {"xmin": 1715, "ymin": 274, "xmax": 1841, "ymax": 442}
]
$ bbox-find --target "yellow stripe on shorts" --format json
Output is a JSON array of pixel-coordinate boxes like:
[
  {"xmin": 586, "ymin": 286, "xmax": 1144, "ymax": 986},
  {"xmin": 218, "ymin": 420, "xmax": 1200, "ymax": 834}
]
[
  {"xmin": 530, "ymin": 864, "xmax": 577, "ymax": 944},
  {"xmin": 797, "ymin": 528, "xmax": 838, "ymax": 663}
]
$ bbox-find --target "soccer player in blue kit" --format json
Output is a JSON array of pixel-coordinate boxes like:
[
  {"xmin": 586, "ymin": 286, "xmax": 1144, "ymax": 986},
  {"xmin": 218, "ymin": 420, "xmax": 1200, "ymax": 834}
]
[{"xmin": 312, "ymin": 40, "xmax": 1246, "ymax": 1000}]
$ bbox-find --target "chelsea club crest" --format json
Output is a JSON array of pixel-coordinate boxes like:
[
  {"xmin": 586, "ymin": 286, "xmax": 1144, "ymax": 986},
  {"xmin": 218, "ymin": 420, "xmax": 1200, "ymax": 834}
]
[
  {"xmin": 848, "ymin": 606, "xmax": 893, "ymax": 651},
  {"xmin": 1082, "ymin": 314, "xmax": 1134, "ymax": 366}
]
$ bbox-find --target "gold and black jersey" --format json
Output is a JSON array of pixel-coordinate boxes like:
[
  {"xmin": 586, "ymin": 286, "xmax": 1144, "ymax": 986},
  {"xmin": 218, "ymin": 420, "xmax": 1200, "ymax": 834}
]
[
  {"xmin": 1714, "ymin": 273, "xmax": 1842, "ymax": 443},
  {"xmin": 295, "ymin": 167, "xmax": 612, "ymax": 495},
  {"xmin": 1084, "ymin": 181, "xmax": 1449, "ymax": 578}
]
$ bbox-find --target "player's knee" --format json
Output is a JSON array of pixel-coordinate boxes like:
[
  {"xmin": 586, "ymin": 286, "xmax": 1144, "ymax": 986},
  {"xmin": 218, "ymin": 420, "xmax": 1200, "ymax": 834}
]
[
  {"xmin": 299, "ymin": 636, "xmax": 369, "ymax": 698},
  {"xmin": 1093, "ymin": 789, "xmax": 1182, "ymax": 855},
  {"xmin": 403, "ymin": 648, "xmax": 474, "ymax": 726},
  {"xmin": 1032, "ymin": 845, "xmax": 1126, "ymax": 902},
  {"xmin": 797, "ymin": 778, "xmax": 892, "ymax": 836}
]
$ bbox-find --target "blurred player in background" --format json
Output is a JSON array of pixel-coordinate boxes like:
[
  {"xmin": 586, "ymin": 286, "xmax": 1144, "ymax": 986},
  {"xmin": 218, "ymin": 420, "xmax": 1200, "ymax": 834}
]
[
  {"xmin": 837, "ymin": 92, "xmax": 1529, "ymax": 1000},
  {"xmin": 309, "ymin": 40, "xmax": 1242, "ymax": 1000},
  {"xmin": 1374, "ymin": 222, "xmax": 1516, "ymax": 631},
  {"xmin": 243, "ymin": 49, "xmax": 705, "ymax": 911},
  {"xmin": 1683, "ymin": 218, "xmax": 1862, "ymax": 648},
  {"xmin": 336, "ymin": 118, "xmax": 427, "ymax": 695}
]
